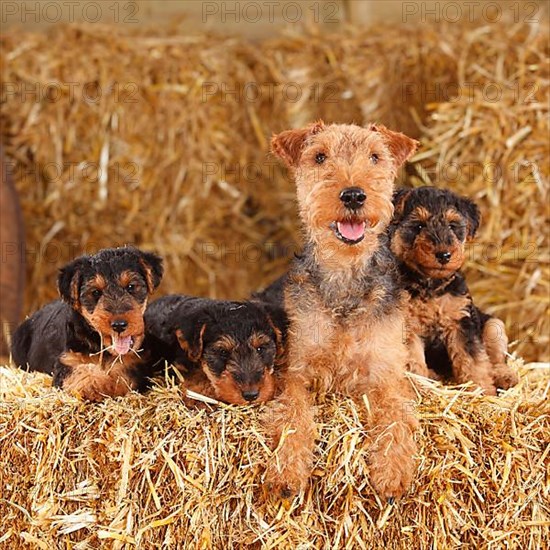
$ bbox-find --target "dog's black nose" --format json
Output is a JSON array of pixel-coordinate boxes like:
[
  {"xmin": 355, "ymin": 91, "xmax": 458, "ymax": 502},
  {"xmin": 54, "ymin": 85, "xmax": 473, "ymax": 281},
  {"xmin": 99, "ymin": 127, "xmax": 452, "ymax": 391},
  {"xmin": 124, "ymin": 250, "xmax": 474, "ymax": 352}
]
[
  {"xmin": 435, "ymin": 251, "xmax": 452, "ymax": 264},
  {"xmin": 339, "ymin": 187, "xmax": 366, "ymax": 210},
  {"xmin": 242, "ymin": 390, "xmax": 259, "ymax": 402},
  {"xmin": 111, "ymin": 319, "xmax": 128, "ymax": 333}
]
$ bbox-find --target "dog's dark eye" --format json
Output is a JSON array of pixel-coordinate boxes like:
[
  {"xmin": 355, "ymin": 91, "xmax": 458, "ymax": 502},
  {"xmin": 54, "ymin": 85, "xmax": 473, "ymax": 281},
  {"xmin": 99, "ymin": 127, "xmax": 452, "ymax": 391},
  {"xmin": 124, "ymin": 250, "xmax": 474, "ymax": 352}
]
[
  {"xmin": 256, "ymin": 345, "xmax": 267, "ymax": 354},
  {"xmin": 126, "ymin": 284, "xmax": 135, "ymax": 293},
  {"xmin": 370, "ymin": 153, "xmax": 379, "ymax": 164},
  {"xmin": 315, "ymin": 152, "xmax": 326, "ymax": 164},
  {"xmin": 416, "ymin": 223, "xmax": 425, "ymax": 232},
  {"xmin": 91, "ymin": 289, "xmax": 102, "ymax": 299},
  {"xmin": 217, "ymin": 349, "xmax": 230, "ymax": 360}
]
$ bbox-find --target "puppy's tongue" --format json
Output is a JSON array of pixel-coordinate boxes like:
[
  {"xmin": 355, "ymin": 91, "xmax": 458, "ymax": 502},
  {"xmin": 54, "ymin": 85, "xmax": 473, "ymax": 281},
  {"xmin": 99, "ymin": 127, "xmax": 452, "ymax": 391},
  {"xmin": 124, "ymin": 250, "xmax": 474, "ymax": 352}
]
[
  {"xmin": 112, "ymin": 334, "xmax": 132, "ymax": 355},
  {"xmin": 337, "ymin": 221, "xmax": 366, "ymax": 241}
]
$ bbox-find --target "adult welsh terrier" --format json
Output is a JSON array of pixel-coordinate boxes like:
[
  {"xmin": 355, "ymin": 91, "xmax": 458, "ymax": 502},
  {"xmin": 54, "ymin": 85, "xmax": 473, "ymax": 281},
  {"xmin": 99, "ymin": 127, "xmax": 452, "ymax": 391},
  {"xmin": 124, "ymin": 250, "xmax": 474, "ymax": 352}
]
[{"xmin": 263, "ymin": 121, "xmax": 419, "ymax": 500}]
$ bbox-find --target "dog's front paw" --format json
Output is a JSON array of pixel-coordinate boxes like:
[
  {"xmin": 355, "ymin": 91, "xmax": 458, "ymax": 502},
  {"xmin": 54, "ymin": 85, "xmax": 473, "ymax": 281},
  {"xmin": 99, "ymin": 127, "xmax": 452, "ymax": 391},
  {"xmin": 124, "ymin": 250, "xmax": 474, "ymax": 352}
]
[
  {"xmin": 368, "ymin": 449, "xmax": 415, "ymax": 499},
  {"xmin": 368, "ymin": 424, "xmax": 417, "ymax": 500},
  {"xmin": 265, "ymin": 462, "xmax": 308, "ymax": 500},
  {"xmin": 493, "ymin": 367, "xmax": 519, "ymax": 390},
  {"xmin": 267, "ymin": 479, "xmax": 301, "ymax": 500},
  {"xmin": 72, "ymin": 387, "xmax": 106, "ymax": 402}
]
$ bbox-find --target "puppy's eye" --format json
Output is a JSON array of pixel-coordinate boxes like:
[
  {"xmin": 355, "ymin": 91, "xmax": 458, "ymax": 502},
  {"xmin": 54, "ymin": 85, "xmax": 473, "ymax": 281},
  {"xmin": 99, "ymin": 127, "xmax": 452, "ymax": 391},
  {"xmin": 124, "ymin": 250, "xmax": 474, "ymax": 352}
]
[
  {"xmin": 315, "ymin": 152, "xmax": 326, "ymax": 164},
  {"xmin": 217, "ymin": 349, "xmax": 230, "ymax": 360},
  {"xmin": 370, "ymin": 153, "xmax": 379, "ymax": 164},
  {"xmin": 416, "ymin": 223, "xmax": 425, "ymax": 232},
  {"xmin": 91, "ymin": 289, "xmax": 102, "ymax": 299},
  {"xmin": 126, "ymin": 283, "xmax": 135, "ymax": 293},
  {"xmin": 256, "ymin": 345, "xmax": 267, "ymax": 354}
]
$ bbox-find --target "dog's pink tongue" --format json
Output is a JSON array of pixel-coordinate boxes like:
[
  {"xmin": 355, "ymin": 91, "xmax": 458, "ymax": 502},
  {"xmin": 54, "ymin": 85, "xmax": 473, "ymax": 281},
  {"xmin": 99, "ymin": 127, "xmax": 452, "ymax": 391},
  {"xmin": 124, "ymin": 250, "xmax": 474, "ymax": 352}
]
[
  {"xmin": 113, "ymin": 335, "xmax": 132, "ymax": 355},
  {"xmin": 337, "ymin": 221, "xmax": 365, "ymax": 241}
]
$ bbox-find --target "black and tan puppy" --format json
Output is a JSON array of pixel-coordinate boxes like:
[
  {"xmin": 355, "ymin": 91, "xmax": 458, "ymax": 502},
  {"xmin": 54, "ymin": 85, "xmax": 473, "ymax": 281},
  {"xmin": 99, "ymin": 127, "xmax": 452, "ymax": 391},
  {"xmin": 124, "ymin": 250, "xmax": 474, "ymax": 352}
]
[
  {"xmin": 145, "ymin": 295, "xmax": 287, "ymax": 405},
  {"xmin": 12, "ymin": 246, "xmax": 163, "ymax": 400},
  {"xmin": 389, "ymin": 186, "xmax": 518, "ymax": 393}
]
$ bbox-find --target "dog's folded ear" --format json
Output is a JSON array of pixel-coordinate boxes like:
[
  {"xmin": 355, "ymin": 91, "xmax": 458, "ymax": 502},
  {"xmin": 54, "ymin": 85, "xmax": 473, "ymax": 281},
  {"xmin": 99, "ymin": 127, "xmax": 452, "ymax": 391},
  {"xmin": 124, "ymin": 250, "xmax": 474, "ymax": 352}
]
[
  {"xmin": 137, "ymin": 250, "xmax": 164, "ymax": 294},
  {"xmin": 176, "ymin": 321, "xmax": 207, "ymax": 363},
  {"xmin": 261, "ymin": 303, "xmax": 288, "ymax": 365},
  {"xmin": 271, "ymin": 120, "xmax": 325, "ymax": 167},
  {"xmin": 457, "ymin": 196, "xmax": 481, "ymax": 239},
  {"xmin": 371, "ymin": 124, "xmax": 419, "ymax": 168},
  {"xmin": 57, "ymin": 257, "xmax": 90, "ymax": 308},
  {"xmin": 392, "ymin": 188, "xmax": 413, "ymax": 221}
]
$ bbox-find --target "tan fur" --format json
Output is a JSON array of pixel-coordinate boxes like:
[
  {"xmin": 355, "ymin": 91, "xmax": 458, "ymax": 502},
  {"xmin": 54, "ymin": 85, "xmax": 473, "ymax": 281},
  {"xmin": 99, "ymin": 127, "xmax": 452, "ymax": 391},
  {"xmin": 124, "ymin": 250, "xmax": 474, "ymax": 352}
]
[
  {"xmin": 444, "ymin": 209, "xmax": 463, "ymax": 224},
  {"xmin": 250, "ymin": 331, "xmax": 272, "ymax": 349},
  {"xmin": 405, "ymin": 293, "xmax": 497, "ymax": 394},
  {"xmin": 391, "ymin": 190, "xmax": 515, "ymax": 392},
  {"xmin": 413, "ymin": 206, "xmax": 431, "ymax": 222},
  {"xmin": 176, "ymin": 329, "xmax": 282, "ymax": 405},
  {"xmin": 80, "ymin": 304, "xmax": 145, "ymax": 352},
  {"xmin": 264, "ymin": 121, "xmax": 419, "ymax": 499},
  {"xmin": 399, "ymin": 233, "xmax": 465, "ymax": 279},
  {"xmin": 178, "ymin": 361, "xmax": 279, "ymax": 406},
  {"xmin": 176, "ymin": 324, "xmax": 206, "ymax": 362},
  {"xmin": 138, "ymin": 257, "xmax": 158, "ymax": 293},
  {"xmin": 483, "ymin": 317, "xmax": 517, "ymax": 389},
  {"xmin": 77, "ymin": 272, "xmax": 147, "ymax": 351},
  {"xmin": 69, "ymin": 274, "xmax": 82, "ymax": 309},
  {"xmin": 118, "ymin": 270, "xmax": 139, "ymax": 287},
  {"xmin": 60, "ymin": 351, "xmax": 142, "ymax": 402}
]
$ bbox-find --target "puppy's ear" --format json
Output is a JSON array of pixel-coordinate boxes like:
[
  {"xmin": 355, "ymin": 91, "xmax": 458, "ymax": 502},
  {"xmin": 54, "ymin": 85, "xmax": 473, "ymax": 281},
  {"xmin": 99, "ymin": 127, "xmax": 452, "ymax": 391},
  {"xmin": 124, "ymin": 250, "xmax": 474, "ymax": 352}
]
[
  {"xmin": 392, "ymin": 188, "xmax": 413, "ymax": 221},
  {"xmin": 138, "ymin": 250, "xmax": 164, "ymax": 294},
  {"xmin": 458, "ymin": 196, "xmax": 481, "ymax": 239},
  {"xmin": 57, "ymin": 257, "xmax": 89, "ymax": 308},
  {"xmin": 176, "ymin": 322, "xmax": 207, "ymax": 363},
  {"xmin": 371, "ymin": 124, "xmax": 419, "ymax": 168},
  {"xmin": 271, "ymin": 120, "xmax": 325, "ymax": 167},
  {"xmin": 262, "ymin": 304, "xmax": 288, "ymax": 366}
]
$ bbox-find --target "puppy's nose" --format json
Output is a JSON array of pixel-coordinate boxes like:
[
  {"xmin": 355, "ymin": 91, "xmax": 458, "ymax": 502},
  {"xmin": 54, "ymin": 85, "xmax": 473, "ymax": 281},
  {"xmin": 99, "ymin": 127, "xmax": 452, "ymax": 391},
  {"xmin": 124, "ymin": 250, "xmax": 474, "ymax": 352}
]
[
  {"xmin": 435, "ymin": 251, "xmax": 452, "ymax": 264},
  {"xmin": 111, "ymin": 319, "xmax": 128, "ymax": 333},
  {"xmin": 339, "ymin": 187, "xmax": 366, "ymax": 210},
  {"xmin": 242, "ymin": 389, "xmax": 259, "ymax": 402}
]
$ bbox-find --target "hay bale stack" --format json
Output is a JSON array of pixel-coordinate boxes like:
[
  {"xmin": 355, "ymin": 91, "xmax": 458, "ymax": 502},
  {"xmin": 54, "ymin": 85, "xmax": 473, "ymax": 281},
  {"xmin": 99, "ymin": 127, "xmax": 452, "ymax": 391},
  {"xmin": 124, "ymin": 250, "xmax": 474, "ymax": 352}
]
[
  {"xmin": 1, "ymin": 18, "xmax": 547, "ymax": 361},
  {"xmin": 409, "ymin": 22, "xmax": 550, "ymax": 362},
  {"xmin": 0, "ymin": 362, "xmax": 548, "ymax": 548},
  {"xmin": 260, "ymin": 23, "xmax": 460, "ymax": 137},
  {"xmin": 0, "ymin": 20, "xmax": 476, "ymax": 316},
  {"xmin": 0, "ymin": 24, "xmax": 299, "ymax": 310}
]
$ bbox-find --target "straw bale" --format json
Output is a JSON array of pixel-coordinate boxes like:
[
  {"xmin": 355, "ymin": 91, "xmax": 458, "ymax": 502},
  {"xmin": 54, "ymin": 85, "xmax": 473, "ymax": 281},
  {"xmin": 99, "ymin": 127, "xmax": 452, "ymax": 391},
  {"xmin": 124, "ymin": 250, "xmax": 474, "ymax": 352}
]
[
  {"xmin": 408, "ymin": 22, "xmax": 549, "ymax": 362},
  {"xmin": 260, "ymin": 23, "xmax": 460, "ymax": 137},
  {"xmin": 0, "ymin": 18, "xmax": 547, "ymax": 361},
  {"xmin": 0, "ymin": 360, "xmax": 548, "ymax": 549},
  {"xmin": 0, "ymin": 24, "xmax": 299, "ymax": 311}
]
